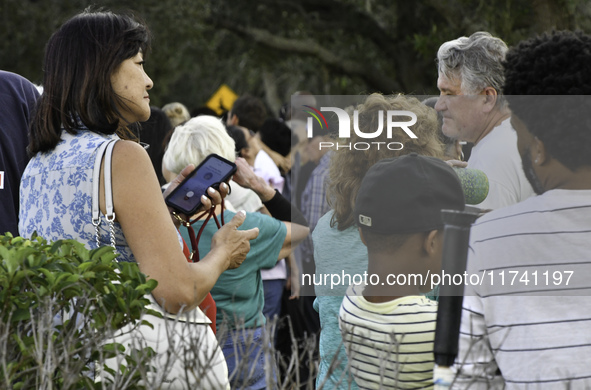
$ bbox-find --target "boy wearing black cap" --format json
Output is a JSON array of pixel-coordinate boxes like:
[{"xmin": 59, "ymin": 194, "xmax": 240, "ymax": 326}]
[{"xmin": 339, "ymin": 153, "xmax": 465, "ymax": 389}]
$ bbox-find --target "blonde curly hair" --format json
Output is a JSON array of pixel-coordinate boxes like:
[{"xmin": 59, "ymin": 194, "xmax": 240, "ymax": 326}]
[
  {"xmin": 162, "ymin": 102, "xmax": 191, "ymax": 128},
  {"xmin": 327, "ymin": 93, "xmax": 444, "ymax": 230}
]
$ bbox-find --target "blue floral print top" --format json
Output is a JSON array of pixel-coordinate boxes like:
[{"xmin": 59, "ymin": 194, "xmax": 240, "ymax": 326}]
[{"xmin": 19, "ymin": 129, "xmax": 134, "ymax": 261}]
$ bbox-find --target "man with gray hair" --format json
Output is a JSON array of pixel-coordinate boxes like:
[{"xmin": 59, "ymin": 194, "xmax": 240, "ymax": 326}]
[{"xmin": 435, "ymin": 32, "xmax": 534, "ymax": 209}]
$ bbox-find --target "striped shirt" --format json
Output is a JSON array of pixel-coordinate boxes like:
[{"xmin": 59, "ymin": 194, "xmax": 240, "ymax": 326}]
[
  {"xmin": 340, "ymin": 284, "xmax": 438, "ymax": 389},
  {"xmin": 453, "ymin": 189, "xmax": 591, "ymax": 389}
]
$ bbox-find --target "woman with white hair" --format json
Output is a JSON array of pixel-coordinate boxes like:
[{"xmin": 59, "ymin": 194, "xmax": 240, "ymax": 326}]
[
  {"xmin": 163, "ymin": 115, "xmax": 310, "ymax": 389},
  {"xmin": 162, "ymin": 115, "xmax": 260, "ymax": 212}
]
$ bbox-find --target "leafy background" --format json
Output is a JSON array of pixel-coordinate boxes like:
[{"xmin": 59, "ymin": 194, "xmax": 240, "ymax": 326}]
[{"xmin": 1, "ymin": 0, "xmax": 590, "ymax": 116}]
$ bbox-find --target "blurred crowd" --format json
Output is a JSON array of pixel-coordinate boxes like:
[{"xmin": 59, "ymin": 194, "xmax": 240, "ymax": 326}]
[{"xmin": 2, "ymin": 9, "xmax": 591, "ymax": 390}]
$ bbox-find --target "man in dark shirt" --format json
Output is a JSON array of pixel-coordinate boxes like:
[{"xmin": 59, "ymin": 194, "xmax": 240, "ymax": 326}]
[{"xmin": 0, "ymin": 70, "xmax": 40, "ymax": 236}]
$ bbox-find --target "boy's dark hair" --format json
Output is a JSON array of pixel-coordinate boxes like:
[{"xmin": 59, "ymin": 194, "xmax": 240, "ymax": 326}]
[
  {"xmin": 230, "ymin": 93, "xmax": 267, "ymax": 132},
  {"xmin": 259, "ymin": 118, "xmax": 292, "ymax": 157},
  {"xmin": 361, "ymin": 230, "xmax": 414, "ymax": 253},
  {"xmin": 504, "ymin": 30, "xmax": 591, "ymax": 171},
  {"xmin": 30, "ymin": 10, "xmax": 151, "ymax": 154}
]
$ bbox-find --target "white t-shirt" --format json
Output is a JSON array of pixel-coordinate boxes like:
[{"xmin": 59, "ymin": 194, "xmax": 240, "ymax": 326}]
[
  {"xmin": 468, "ymin": 118, "xmax": 535, "ymax": 210},
  {"xmin": 254, "ymin": 149, "xmax": 284, "ymax": 193},
  {"xmin": 225, "ymin": 180, "xmax": 263, "ymax": 213},
  {"xmin": 254, "ymin": 150, "xmax": 286, "ymax": 280}
]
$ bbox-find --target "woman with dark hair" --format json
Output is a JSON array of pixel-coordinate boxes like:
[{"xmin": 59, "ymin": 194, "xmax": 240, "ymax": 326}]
[{"xmin": 19, "ymin": 10, "xmax": 257, "ymax": 388}]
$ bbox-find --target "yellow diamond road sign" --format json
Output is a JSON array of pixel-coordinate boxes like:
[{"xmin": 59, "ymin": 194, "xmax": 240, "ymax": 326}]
[{"xmin": 206, "ymin": 84, "xmax": 238, "ymax": 116}]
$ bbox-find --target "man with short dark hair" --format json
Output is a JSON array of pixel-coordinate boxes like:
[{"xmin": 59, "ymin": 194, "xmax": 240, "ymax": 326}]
[
  {"xmin": 435, "ymin": 32, "xmax": 534, "ymax": 209},
  {"xmin": 452, "ymin": 30, "xmax": 591, "ymax": 389},
  {"xmin": 0, "ymin": 70, "xmax": 39, "ymax": 236},
  {"xmin": 226, "ymin": 93, "xmax": 267, "ymax": 133},
  {"xmin": 339, "ymin": 153, "xmax": 465, "ymax": 389}
]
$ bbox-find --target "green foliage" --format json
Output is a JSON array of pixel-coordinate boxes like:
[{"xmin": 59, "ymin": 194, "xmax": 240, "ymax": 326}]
[
  {"xmin": 0, "ymin": 232, "xmax": 158, "ymax": 389},
  {"xmin": 3, "ymin": 0, "xmax": 591, "ymax": 115}
]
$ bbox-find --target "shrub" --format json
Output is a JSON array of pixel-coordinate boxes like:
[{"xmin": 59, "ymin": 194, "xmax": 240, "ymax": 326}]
[
  {"xmin": 0, "ymin": 232, "xmax": 157, "ymax": 389},
  {"xmin": 0, "ymin": 232, "xmax": 333, "ymax": 389}
]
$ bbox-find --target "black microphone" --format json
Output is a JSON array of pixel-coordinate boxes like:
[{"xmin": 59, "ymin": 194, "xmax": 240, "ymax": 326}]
[{"xmin": 434, "ymin": 208, "xmax": 480, "ymax": 367}]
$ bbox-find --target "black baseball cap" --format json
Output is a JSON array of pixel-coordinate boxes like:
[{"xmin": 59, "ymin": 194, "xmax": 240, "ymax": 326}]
[{"xmin": 354, "ymin": 153, "xmax": 465, "ymax": 234}]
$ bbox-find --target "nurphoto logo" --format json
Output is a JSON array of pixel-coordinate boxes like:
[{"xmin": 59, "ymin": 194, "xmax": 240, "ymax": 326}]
[
  {"xmin": 306, "ymin": 107, "xmax": 417, "ymax": 140},
  {"xmin": 298, "ymin": 95, "xmax": 422, "ymax": 151}
]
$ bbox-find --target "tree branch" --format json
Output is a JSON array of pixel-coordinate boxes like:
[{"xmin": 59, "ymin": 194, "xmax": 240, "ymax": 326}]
[
  {"xmin": 262, "ymin": 70, "xmax": 282, "ymax": 116},
  {"xmin": 219, "ymin": 22, "xmax": 401, "ymax": 94}
]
